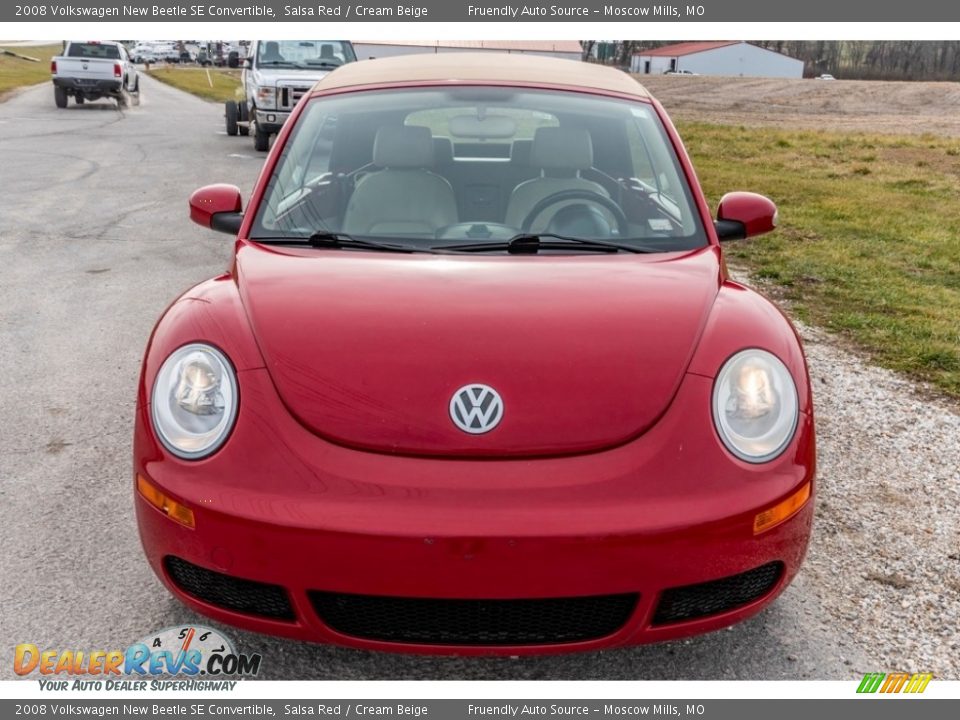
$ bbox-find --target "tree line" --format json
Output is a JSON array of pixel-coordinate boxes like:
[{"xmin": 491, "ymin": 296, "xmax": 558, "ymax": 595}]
[{"xmin": 583, "ymin": 41, "xmax": 960, "ymax": 80}]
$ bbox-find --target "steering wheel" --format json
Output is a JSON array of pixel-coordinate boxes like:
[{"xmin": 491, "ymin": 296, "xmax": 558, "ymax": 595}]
[{"xmin": 520, "ymin": 189, "xmax": 629, "ymax": 235}]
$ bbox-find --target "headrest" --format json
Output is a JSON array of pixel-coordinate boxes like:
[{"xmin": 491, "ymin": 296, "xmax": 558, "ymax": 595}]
[
  {"xmin": 510, "ymin": 139, "xmax": 534, "ymax": 165},
  {"xmin": 373, "ymin": 125, "xmax": 434, "ymax": 168},
  {"xmin": 433, "ymin": 137, "xmax": 454, "ymax": 165},
  {"xmin": 530, "ymin": 127, "xmax": 593, "ymax": 171}
]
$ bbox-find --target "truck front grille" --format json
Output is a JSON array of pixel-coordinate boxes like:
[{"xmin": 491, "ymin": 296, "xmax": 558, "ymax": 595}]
[{"xmin": 278, "ymin": 85, "xmax": 311, "ymax": 110}]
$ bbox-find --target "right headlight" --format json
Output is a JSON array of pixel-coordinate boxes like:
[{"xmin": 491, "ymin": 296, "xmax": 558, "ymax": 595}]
[{"xmin": 712, "ymin": 349, "xmax": 799, "ymax": 463}]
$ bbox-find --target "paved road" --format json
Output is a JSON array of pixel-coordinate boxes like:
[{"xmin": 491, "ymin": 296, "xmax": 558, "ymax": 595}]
[{"xmin": 0, "ymin": 77, "xmax": 872, "ymax": 681}]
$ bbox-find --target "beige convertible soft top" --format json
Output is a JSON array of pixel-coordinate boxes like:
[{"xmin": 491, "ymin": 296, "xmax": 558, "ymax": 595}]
[{"xmin": 311, "ymin": 52, "xmax": 651, "ymax": 99}]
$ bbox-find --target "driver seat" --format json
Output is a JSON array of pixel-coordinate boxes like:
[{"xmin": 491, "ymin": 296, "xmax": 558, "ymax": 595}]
[
  {"xmin": 504, "ymin": 127, "xmax": 610, "ymax": 232},
  {"xmin": 260, "ymin": 41, "xmax": 284, "ymax": 63},
  {"xmin": 342, "ymin": 126, "xmax": 458, "ymax": 235}
]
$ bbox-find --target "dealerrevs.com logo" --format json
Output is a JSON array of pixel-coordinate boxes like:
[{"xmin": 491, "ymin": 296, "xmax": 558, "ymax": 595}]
[{"xmin": 15, "ymin": 626, "xmax": 261, "ymax": 691}]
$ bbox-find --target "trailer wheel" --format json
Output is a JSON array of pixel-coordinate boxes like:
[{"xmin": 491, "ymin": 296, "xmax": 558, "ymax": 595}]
[
  {"xmin": 54, "ymin": 86, "xmax": 68, "ymax": 108},
  {"xmin": 225, "ymin": 101, "xmax": 239, "ymax": 136}
]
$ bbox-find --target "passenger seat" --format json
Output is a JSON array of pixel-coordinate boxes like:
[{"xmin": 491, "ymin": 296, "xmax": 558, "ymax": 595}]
[{"xmin": 342, "ymin": 126, "xmax": 458, "ymax": 235}]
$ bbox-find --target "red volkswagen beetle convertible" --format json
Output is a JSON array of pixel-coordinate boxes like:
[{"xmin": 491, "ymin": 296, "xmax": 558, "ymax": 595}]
[{"xmin": 135, "ymin": 54, "xmax": 815, "ymax": 655}]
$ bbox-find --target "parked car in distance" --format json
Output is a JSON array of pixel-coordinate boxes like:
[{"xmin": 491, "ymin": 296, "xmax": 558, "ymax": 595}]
[
  {"xmin": 815, "ymin": 73, "xmax": 836, "ymax": 80},
  {"xmin": 225, "ymin": 39, "xmax": 356, "ymax": 151},
  {"xmin": 51, "ymin": 41, "xmax": 139, "ymax": 108},
  {"xmin": 664, "ymin": 69, "xmax": 699, "ymax": 75},
  {"xmin": 130, "ymin": 42, "xmax": 156, "ymax": 64},
  {"xmin": 138, "ymin": 53, "xmax": 815, "ymax": 655}
]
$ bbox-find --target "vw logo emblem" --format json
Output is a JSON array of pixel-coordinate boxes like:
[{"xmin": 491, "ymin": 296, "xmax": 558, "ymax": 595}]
[{"xmin": 449, "ymin": 384, "xmax": 503, "ymax": 434}]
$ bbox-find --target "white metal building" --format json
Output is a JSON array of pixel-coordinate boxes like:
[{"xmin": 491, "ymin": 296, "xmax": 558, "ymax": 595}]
[
  {"xmin": 353, "ymin": 40, "xmax": 583, "ymax": 62},
  {"xmin": 631, "ymin": 41, "xmax": 803, "ymax": 78}
]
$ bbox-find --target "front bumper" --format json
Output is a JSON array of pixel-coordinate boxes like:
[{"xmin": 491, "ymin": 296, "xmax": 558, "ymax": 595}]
[
  {"xmin": 254, "ymin": 108, "xmax": 290, "ymax": 134},
  {"xmin": 135, "ymin": 370, "xmax": 815, "ymax": 655}
]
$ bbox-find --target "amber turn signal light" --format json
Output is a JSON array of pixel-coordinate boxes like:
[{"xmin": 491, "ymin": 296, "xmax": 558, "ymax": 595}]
[
  {"xmin": 137, "ymin": 474, "xmax": 195, "ymax": 529},
  {"xmin": 753, "ymin": 482, "xmax": 811, "ymax": 534}
]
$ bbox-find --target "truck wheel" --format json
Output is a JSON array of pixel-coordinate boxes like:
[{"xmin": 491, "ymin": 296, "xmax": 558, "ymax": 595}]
[
  {"xmin": 238, "ymin": 103, "xmax": 250, "ymax": 136},
  {"xmin": 130, "ymin": 78, "xmax": 140, "ymax": 107},
  {"xmin": 117, "ymin": 86, "xmax": 130, "ymax": 108},
  {"xmin": 225, "ymin": 101, "xmax": 239, "ymax": 136},
  {"xmin": 253, "ymin": 122, "xmax": 270, "ymax": 152},
  {"xmin": 75, "ymin": 95, "xmax": 84, "ymax": 105},
  {"xmin": 54, "ymin": 86, "xmax": 68, "ymax": 108}
]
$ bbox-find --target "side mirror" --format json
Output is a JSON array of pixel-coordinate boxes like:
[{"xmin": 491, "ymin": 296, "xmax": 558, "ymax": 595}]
[
  {"xmin": 715, "ymin": 192, "xmax": 778, "ymax": 241},
  {"xmin": 189, "ymin": 184, "xmax": 243, "ymax": 235}
]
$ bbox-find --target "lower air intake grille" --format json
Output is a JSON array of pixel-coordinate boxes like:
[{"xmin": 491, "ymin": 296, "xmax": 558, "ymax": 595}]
[
  {"xmin": 309, "ymin": 591, "xmax": 638, "ymax": 646},
  {"xmin": 164, "ymin": 556, "xmax": 295, "ymax": 621},
  {"xmin": 652, "ymin": 561, "xmax": 784, "ymax": 625}
]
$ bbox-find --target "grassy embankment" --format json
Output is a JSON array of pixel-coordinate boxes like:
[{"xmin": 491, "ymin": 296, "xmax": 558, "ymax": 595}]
[
  {"xmin": 146, "ymin": 66, "xmax": 242, "ymax": 103},
  {"xmin": 682, "ymin": 122, "xmax": 960, "ymax": 397},
  {"xmin": 0, "ymin": 44, "xmax": 62, "ymax": 96}
]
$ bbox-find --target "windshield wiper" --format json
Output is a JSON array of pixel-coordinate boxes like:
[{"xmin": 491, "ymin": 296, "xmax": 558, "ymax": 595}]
[
  {"xmin": 435, "ymin": 233, "xmax": 657, "ymax": 255},
  {"xmin": 254, "ymin": 232, "xmax": 423, "ymax": 253}
]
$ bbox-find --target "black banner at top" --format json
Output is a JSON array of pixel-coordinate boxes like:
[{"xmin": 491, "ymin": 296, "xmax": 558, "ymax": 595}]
[{"xmin": 4, "ymin": 0, "xmax": 957, "ymax": 23}]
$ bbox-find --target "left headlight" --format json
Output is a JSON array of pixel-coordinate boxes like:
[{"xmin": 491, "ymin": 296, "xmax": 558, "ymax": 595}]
[
  {"xmin": 151, "ymin": 343, "xmax": 238, "ymax": 460},
  {"xmin": 712, "ymin": 349, "xmax": 799, "ymax": 463}
]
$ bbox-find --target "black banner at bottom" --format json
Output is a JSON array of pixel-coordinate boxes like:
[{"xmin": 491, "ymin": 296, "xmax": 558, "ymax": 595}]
[{"xmin": 2, "ymin": 699, "xmax": 956, "ymax": 720}]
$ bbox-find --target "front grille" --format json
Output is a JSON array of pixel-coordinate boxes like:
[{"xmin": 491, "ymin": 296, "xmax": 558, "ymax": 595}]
[
  {"xmin": 309, "ymin": 591, "xmax": 638, "ymax": 646},
  {"xmin": 278, "ymin": 85, "xmax": 310, "ymax": 110},
  {"xmin": 164, "ymin": 556, "xmax": 295, "ymax": 621},
  {"xmin": 652, "ymin": 561, "xmax": 783, "ymax": 626}
]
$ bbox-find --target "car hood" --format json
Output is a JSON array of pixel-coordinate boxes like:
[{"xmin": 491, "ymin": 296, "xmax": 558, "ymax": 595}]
[
  {"xmin": 254, "ymin": 68, "xmax": 332, "ymax": 85},
  {"xmin": 236, "ymin": 245, "xmax": 721, "ymax": 457}
]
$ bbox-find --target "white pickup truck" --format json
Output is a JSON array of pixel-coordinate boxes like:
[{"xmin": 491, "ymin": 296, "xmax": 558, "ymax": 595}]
[{"xmin": 51, "ymin": 41, "xmax": 140, "ymax": 109}]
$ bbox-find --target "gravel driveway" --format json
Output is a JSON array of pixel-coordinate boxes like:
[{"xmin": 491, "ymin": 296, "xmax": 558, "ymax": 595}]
[
  {"xmin": 731, "ymin": 266, "xmax": 960, "ymax": 678},
  {"xmin": 792, "ymin": 318, "xmax": 960, "ymax": 676},
  {"xmin": 0, "ymin": 76, "xmax": 956, "ymax": 680}
]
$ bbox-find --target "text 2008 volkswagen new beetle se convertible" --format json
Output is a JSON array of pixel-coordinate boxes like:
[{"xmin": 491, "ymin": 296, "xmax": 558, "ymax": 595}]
[{"xmin": 135, "ymin": 54, "xmax": 815, "ymax": 655}]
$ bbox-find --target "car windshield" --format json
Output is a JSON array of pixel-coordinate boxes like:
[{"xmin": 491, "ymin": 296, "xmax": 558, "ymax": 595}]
[
  {"xmin": 256, "ymin": 40, "xmax": 356, "ymax": 68},
  {"xmin": 251, "ymin": 86, "xmax": 708, "ymax": 253}
]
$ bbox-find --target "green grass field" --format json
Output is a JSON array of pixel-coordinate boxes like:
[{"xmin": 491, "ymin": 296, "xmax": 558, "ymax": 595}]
[
  {"xmin": 681, "ymin": 122, "xmax": 960, "ymax": 397},
  {"xmin": 0, "ymin": 44, "xmax": 62, "ymax": 96},
  {"xmin": 146, "ymin": 66, "xmax": 243, "ymax": 103}
]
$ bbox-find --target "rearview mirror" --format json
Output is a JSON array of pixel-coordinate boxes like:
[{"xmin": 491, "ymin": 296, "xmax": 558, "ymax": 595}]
[
  {"xmin": 189, "ymin": 184, "xmax": 243, "ymax": 235},
  {"xmin": 715, "ymin": 192, "xmax": 778, "ymax": 241},
  {"xmin": 448, "ymin": 115, "xmax": 518, "ymax": 139}
]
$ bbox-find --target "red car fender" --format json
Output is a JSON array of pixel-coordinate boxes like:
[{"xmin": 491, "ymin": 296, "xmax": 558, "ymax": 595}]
[
  {"xmin": 686, "ymin": 280, "xmax": 813, "ymax": 415},
  {"xmin": 138, "ymin": 275, "xmax": 265, "ymax": 409}
]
